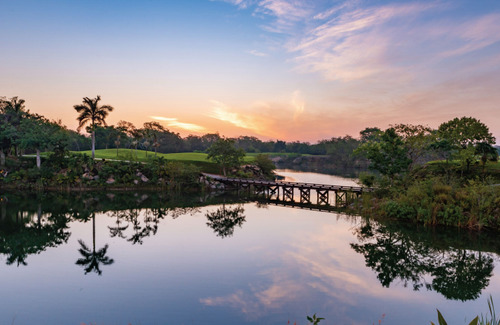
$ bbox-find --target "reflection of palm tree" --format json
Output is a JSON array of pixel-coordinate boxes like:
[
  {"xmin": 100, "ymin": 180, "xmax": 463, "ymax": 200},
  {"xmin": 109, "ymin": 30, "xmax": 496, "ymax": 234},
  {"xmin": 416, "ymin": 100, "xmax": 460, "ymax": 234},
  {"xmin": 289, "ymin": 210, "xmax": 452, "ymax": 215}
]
[
  {"xmin": 76, "ymin": 213, "xmax": 114, "ymax": 275},
  {"xmin": 76, "ymin": 240, "xmax": 114, "ymax": 275},
  {"xmin": 206, "ymin": 204, "xmax": 245, "ymax": 238},
  {"xmin": 107, "ymin": 210, "xmax": 128, "ymax": 239}
]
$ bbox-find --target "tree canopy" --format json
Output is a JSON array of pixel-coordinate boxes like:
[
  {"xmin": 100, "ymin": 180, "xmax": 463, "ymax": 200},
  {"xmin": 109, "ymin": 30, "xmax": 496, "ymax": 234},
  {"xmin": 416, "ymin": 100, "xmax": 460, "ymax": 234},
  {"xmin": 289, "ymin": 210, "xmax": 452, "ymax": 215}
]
[
  {"xmin": 438, "ymin": 117, "xmax": 496, "ymax": 172},
  {"xmin": 74, "ymin": 95, "xmax": 114, "ymax": 159},
  {"xmin": 207, "ymin": 137, "xmax": 246, "ymax": 176}
]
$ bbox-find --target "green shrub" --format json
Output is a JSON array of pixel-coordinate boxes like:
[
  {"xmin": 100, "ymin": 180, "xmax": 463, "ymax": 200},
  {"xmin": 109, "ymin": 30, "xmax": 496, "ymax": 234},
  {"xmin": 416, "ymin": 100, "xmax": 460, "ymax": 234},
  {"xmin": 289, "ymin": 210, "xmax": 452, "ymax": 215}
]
[{"xmin": 383, "ymin": 200, "xmax": 415, "ymax": 219}]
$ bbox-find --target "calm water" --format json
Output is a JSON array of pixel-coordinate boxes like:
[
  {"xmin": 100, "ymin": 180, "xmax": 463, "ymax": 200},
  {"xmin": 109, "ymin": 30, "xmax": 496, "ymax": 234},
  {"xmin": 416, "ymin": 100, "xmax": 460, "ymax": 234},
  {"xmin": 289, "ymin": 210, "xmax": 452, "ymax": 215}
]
[{"xmin": 0, "ymin": 170, "xmax": 499, "ymax": 325}]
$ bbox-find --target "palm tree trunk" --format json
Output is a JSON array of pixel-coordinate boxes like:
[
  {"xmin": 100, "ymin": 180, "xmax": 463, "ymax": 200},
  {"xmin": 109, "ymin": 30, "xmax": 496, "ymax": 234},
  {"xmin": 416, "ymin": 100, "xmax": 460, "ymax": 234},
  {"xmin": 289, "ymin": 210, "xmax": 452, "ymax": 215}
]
[
  {"xmin": 36, "ymin": 149, "xmax": 41, "ymax": 169},
  {"xmin": 0, "ymin": 149, "xmax": 5, "ymax": 166},
  {"xmin": 92, "ymin": 214, "xmax": 96, "ymax": 253},
  {"xmin": 92, "ymin": 130, "xmax": 96, "ymax": 159}
]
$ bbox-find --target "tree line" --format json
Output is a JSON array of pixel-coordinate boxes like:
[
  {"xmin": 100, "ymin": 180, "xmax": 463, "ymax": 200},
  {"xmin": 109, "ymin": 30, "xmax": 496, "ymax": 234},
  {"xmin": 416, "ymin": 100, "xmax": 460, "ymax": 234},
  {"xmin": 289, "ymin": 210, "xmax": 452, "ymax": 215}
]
[
  {"xmin": 1, "ymin": 95, "xmax": 498, "ymax": 175},
  {"xmin": 356, "ymin": 119, "xmax": 498, "ymax": 184},
  {"xmin": 0, "ymin": 95, "xmax": 365, "ymax": 163}
]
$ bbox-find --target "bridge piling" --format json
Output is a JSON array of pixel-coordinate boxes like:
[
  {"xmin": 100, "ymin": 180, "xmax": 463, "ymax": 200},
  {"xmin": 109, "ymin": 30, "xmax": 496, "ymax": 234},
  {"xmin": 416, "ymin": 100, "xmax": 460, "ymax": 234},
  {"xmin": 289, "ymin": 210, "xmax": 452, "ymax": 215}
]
[{"xmin": 201, "ymin": 173, "xmax": 374, "ymax": 208}]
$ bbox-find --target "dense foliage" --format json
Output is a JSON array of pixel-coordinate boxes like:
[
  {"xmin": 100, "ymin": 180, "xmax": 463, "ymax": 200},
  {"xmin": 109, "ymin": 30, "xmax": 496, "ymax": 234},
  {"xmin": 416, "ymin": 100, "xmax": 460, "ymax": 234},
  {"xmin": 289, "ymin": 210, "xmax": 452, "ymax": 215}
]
[
  {"xmin": 1, "ymin": 152, "xmax": 201, "ymax": 190},
  {"xmin": 355, "ymin": 117, "xmax": 500, "ymax": 230}
]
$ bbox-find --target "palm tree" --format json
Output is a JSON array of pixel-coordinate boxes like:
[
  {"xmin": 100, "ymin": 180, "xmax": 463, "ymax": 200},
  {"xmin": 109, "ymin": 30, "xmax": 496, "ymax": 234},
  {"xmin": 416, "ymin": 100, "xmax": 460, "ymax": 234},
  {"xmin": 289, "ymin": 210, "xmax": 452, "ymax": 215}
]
[{"xmin": 73, "ymin": 95, "xmax": 114, "ymax": 159}]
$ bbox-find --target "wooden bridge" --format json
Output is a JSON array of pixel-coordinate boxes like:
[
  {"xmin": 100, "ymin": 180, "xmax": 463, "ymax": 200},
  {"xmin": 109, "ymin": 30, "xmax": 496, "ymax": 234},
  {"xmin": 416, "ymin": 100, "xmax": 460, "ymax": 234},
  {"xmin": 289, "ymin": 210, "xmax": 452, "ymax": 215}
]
[{"xmin": 202, "ymin": 173, "xmax": 374, "ymax": 208}]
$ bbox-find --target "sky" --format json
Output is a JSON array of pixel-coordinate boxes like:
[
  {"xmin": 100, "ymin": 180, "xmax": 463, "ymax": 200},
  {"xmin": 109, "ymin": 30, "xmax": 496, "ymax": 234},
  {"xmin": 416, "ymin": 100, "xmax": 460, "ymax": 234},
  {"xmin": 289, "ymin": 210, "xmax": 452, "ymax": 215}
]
[{"xmin": 1, "ymin": 0, "xmax": 499, "ymax": 143}]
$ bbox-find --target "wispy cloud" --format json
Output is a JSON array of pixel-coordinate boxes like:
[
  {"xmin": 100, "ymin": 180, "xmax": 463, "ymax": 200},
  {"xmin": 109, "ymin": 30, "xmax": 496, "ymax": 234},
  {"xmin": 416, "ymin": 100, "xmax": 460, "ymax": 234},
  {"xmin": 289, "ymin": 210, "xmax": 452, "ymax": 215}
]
[
  {"xmin": 256, "ymin": 0, "xmax": 312, "ymax": 33},
  {"xmin": 207, "ymin": 93, "xmax": 365, "ymax": 141},
  {"xmin": 438, "ymin": 13, "xmax": 500, "ymax": 58},
  {"xmin": 208, "ymin": 100, "xmax": 264, "ymax": 132},
  {"xmin": 224, "ymin": 1, "xmax": 500, "ymax": 82},
  {"xmin": 150, "ymin": 116, "xmax": 206, "ymax": 133},
  {"xmin": 247, "ymin": 49, "xmax": 268, "ymax": 57},
  {"xmin": 215, "ymin": 0, "xmax": 253, "ymax": 9},
  {"xmin": 291, "ymin": 90, "xmax": 304, "ymax": 121},
  {"xmin": 216, "ymin": 0, "xmax": 500, "ymax": 141}
]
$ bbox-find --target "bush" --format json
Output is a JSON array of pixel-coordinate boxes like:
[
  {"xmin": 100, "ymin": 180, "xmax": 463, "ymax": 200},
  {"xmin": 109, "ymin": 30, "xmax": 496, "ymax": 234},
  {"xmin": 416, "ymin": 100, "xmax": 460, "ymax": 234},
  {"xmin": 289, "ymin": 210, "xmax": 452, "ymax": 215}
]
[
  {"xmin": 383, "ymin": 200, "xmax": 415, "ymax": 219},
  {"xmin": 253, "ymin": 154, "xmax": 276, "ymax": 177},
  {"xmin": 358, "ymin": 172, "xmax": 376, "ymax": 187}
]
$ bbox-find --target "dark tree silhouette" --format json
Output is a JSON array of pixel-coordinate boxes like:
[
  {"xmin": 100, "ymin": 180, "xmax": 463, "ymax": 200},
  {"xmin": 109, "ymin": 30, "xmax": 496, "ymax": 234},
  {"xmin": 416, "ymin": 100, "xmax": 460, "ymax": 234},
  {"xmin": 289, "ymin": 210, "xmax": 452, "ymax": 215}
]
[
  {"xmin": 73, "ymin": 95, "xmax": 114, "ymax": 159},
  {"xmin": 206, "ymin": 204, "xmax": 245, "ymax": 238},
  {"xmin": 0, "ymin": 203, "xmax": 70, "ymax": 266},
  {"xmin": 76, "ymin": 213, "xmax": 114, "ymax": 275},
  {"xmin": 351, "ymin": 220, "xmax": 495, "ymax": 301}
]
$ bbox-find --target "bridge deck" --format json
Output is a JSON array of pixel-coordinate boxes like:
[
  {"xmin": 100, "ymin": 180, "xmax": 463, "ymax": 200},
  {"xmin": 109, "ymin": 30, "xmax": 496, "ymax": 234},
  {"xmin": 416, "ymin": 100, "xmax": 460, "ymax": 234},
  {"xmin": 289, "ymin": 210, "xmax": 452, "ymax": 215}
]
[{"xmin": 202, "ymin": 173, "xmax": 374, "ymax": 193}]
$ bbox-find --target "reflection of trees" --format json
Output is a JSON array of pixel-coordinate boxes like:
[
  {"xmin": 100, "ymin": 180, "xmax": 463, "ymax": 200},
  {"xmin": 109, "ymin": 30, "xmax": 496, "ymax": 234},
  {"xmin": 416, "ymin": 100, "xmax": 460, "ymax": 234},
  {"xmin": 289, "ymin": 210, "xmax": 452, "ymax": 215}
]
[
  {"xmin": 351, "ymin": 220, "xmax": 495, "ymax": 301},
  {"xmin": 76, "ymin": 213, "xmax": 114, "ymax": 275},
  {"xmin": 431, "ymin": 250, "xmax": 493, "ymax": 301},
  {"xmin": 107, "ymin": 207, "xmax": 200, "ymax": 244},
  {"xmin": 107, "ymin": 210, "xmax": 129, "ymax": 239},
  {"xmin": 206, "ymin": 204, "xmax": 245, "ymax": 238},
  {"xmin": 0, "ymin": 203, "xmax": 71, "ymax": 266}
]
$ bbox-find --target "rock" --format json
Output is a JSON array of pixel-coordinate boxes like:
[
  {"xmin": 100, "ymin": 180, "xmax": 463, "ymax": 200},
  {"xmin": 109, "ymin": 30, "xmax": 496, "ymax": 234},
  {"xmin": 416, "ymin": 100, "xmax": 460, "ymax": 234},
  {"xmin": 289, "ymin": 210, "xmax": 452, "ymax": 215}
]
[
  {"xmin": 141, "ymin": 174, "xmax": 149, "ymax": 182},
  {"xmin": 133, "ymin": 179, "xmax": 139, "ymax": 185},
  {"xmin": 106, "ymin": 177, "xmax": 115, "ymax": 184}
]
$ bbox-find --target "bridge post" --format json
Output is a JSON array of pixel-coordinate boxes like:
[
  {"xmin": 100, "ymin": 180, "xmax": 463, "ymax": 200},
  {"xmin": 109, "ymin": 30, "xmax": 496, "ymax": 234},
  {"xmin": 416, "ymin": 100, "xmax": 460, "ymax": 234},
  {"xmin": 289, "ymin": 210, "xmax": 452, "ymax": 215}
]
[
  {"xmin": 335, "ymin": 191, "xmax": 347, "ymax": 207},
  {"xmin": 300, "ymin": 188, "xmax": 311, "ymax": 204},
  {"xmin": 282, "ymin": 186, "xmax": 294, "ymax": 202},
  {"xmin": 317, "ymin": 190, "xmax": 329, "ymax": 205},
  {"xmin": 254, "ymin": 184, "xmax": 266, "ymax": 197},
  {"xmin": 268, "ymin": 186, "xmax": 279, "ymax": 200}
]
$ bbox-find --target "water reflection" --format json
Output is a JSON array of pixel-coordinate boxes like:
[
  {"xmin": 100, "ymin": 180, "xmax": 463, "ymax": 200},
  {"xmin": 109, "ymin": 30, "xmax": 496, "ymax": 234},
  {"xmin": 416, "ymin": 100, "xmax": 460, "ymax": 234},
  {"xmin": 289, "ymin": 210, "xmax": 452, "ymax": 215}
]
[
  {"xmin": 0, "ymin": 196, "xmax": 70, "ymax": 266},
  {"xmin": 76, "ymin": 213, "xmax": 114, "ymax": 275},
  {"xmin": 205, "ymin": 204, "xmax": 246, "ymax": 238},
  {"xmin": 351, "ymin": 219, "xmax": 495, "ymax": 301},
  {"xmin": 0, "ymin": 190, "xmax": 498, "ymax": 302}
]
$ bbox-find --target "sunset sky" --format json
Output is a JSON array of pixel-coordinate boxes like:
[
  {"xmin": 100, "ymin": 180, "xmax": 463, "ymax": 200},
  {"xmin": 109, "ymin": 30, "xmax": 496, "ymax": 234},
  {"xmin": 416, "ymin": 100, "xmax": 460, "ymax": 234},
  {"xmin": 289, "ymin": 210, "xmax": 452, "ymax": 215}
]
[{"xmin": 1, "ymin": 0, "xmax": 499, "ymax": 143}]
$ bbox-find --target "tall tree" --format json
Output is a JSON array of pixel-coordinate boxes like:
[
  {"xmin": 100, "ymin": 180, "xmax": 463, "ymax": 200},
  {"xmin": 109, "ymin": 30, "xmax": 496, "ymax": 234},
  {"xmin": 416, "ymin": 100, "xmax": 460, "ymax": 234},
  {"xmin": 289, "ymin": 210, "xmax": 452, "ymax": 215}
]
[
  {"xmin": 355, "ymin": 128, "xmax": 412, "ymax": 183},
  {"xmin": 1, "ymin": 96, "xmax": 28, "ymax": 156},
  {"xmin": 117, "ymin": 120, "xmax": 139, "ymax": 157},
  {"xmin": 392, "ymin": 124, "xmax": 435, "ymax": 170},
  {"xmin": 438, "ymin": 117, "xmax": 495, "ymax": 173},
  {"xmin": 19, "ymin": 114, "xmax": 59, "ymax": 168},
  {"xmin": 73, "ymin": 95, "xmax": 114, "ymax": 159},
  {"xmin": 142, "ymin": 121, "xmax": 166, "ymax": 156},
  {"xmin": 207, "ymin": 137, "xmax": 245, "ymax": 176}
]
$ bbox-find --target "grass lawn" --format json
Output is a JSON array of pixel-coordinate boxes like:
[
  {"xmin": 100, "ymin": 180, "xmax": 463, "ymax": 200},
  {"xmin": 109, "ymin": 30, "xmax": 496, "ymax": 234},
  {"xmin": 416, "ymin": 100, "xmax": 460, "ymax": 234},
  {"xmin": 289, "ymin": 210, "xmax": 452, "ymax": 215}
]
[
  {"xmin": 72, "ymin": 149, "xmax": 212, "ymax": 162},
  {"xmin": 71, "ymin": 149, "xmax": 301, "ymax": 163}
]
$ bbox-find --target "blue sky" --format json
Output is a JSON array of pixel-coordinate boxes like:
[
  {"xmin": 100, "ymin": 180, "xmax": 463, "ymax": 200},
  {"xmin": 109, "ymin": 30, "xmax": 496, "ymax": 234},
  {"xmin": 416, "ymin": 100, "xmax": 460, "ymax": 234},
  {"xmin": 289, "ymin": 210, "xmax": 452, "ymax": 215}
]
[{"xmin": 1, "ymin": 0, "xmax": 499, "ymax": 142}]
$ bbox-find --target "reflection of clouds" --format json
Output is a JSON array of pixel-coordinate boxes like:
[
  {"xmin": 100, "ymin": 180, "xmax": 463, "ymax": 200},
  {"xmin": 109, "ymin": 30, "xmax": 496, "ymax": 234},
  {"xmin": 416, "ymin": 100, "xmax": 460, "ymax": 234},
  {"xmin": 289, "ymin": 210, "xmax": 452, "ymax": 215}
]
[
  {"xmin": 200, "ymin": 271, "xmax": 304, "ymax": 318},
  {"xmin": 201, "ymin": 290, "xmax": 262, "ymax": 315},
  {"xmin": 200, "ymin": 221, "xmax": 429, "ymax": 318}
]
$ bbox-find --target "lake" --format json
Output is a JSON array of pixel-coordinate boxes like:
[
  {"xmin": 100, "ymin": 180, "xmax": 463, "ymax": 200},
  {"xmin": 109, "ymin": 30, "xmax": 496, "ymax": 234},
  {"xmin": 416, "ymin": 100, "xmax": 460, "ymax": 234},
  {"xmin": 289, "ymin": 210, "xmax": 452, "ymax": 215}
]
[{"xmin": 0, "ymin": 170, "xmax": 499, "ymax": 325}]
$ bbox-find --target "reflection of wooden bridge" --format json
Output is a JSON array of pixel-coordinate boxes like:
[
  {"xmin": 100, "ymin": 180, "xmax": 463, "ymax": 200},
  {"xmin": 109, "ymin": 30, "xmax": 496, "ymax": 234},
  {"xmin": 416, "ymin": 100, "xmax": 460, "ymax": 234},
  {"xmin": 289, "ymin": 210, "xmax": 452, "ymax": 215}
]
[{"xmin": 202, "ymin": 173, "xmax": 374, "ymax": 207}]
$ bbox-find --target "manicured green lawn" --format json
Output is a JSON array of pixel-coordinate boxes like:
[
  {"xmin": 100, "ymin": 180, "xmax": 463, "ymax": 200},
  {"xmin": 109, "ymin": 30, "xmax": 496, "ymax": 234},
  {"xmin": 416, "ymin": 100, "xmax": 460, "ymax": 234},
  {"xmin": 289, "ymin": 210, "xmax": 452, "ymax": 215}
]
[
  {"xmin": 72, "ymin": 149, "xmax": 211, "ymax": 162},
  {"xmin": 71, "ymin": 149, "xmax": 298, "ymax": 163}
]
